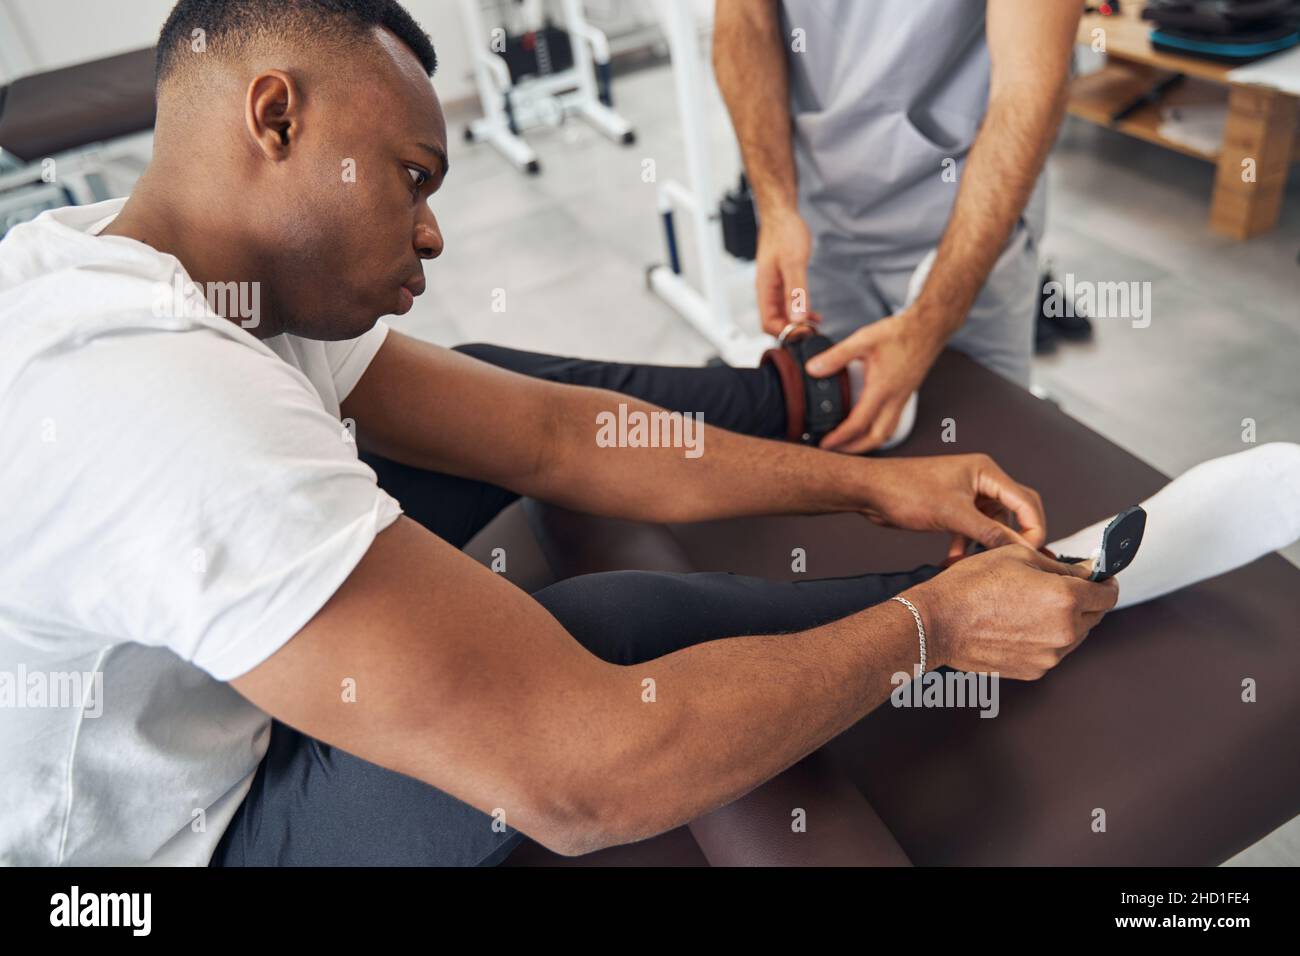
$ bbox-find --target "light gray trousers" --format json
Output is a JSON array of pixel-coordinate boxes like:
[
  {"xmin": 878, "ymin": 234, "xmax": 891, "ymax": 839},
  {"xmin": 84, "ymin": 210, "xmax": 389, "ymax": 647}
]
[{"xmin": 807, "ymin": 183, "xmax": 1047, "ymax": 389}]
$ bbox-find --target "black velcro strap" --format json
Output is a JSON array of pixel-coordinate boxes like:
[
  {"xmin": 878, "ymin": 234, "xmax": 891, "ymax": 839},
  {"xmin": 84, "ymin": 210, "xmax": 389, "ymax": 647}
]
[{"xmin": 786, "ymin": 334, "xmax": 846, "ymax": 445}]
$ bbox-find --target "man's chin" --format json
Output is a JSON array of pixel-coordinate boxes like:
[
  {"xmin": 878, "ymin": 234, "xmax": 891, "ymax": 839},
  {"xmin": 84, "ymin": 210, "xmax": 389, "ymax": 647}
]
[{"xmin": 280, "ymin": 310, "xmax": 381, "ymax": 342}]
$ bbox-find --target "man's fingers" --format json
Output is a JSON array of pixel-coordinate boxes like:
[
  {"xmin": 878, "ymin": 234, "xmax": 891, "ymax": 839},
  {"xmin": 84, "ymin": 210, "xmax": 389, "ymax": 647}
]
[
  {"xmin": 1019, "ymin": 544, "xmax": 1093, "ymax": 577},
  {"xmin": 965, "ymin": 513, "xmax": 1036, "ymax": 551},
  {"xmin": 947, "ymin": 533, "xmax": 969, "ymax": 560},
  {"xmin": 1062, "ymin": 574, "xmax": 1120, "ymax": 613},
  {"xmin": 1057, "ymin": 618, "xmax": 1098, "ymax": 661},
  {"xmin": 1025, "ymin": 551, "xmax": 1120, "ymax": 609},
  {"xmin": 976, "ymin": 463, "xmax": 1047, "ymax": 548}
]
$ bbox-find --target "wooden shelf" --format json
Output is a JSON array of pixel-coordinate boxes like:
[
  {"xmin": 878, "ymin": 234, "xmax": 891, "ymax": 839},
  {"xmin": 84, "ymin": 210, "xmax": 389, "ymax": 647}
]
[
  {"xmin": 1076, "ymin": 3, "xmax": 1235, "ymax": 84},
  {"xmin": 1067, "ymin": 65, "xmax": 1228, "ymax": 162},
  {"xmin": 1070, "ymin": 0, "xmax": 1300, "ymax": 238}
]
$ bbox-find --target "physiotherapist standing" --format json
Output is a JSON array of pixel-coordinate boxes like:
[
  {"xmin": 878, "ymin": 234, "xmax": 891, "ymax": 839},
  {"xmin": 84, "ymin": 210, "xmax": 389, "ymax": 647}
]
[{"xmin": 714, "ymin": 0, "xmax": 1082, "ymax": 452}]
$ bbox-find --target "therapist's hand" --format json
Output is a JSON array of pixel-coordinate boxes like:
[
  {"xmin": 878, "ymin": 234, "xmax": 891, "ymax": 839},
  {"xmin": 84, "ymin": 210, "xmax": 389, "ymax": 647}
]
[
  {"xmin": 805, "ymin": 304, "xmax": 950, "ymax": 454},
  {"xmin": 858, "ymin": 453, "xmax": 1048, "ymax": 559},
  {"xmin": 755, "ymin": 208, "xmax": 816, "ymax": 336}
]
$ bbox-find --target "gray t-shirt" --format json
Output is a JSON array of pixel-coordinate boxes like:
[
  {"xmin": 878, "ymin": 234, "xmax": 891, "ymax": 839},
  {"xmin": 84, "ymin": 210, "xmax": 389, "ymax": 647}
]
[{"xmin": 781, "ymin": 0, "xmax": 994, "ymax": 266}]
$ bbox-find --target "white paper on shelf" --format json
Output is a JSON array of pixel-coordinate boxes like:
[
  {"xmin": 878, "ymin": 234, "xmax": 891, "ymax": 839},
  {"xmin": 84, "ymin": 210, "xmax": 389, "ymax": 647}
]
[
  {"xmin": 1227, "ymin": 45, "xmax": 1300, "ymax": 95},
  {"xmin": 1158, "ymin": 102, "xmax": 1228, "ymax": 154}
]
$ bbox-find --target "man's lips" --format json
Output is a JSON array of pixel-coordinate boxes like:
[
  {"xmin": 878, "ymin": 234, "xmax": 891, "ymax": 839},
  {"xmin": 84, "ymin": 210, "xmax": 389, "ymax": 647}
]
[
  {"xmin": 395, "ymin": 277, "xmax": 425, "ymax": 316},
  {"xmin": 396, "ymin": 287, "xmax": 414, "ymax": 315}
]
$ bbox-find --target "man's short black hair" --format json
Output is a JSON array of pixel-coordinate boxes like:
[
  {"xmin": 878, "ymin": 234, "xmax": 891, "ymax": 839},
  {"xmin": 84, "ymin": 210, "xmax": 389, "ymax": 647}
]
[{"xmin": 155, "ymin": 0, "xmax": 437, "ymax": 87}]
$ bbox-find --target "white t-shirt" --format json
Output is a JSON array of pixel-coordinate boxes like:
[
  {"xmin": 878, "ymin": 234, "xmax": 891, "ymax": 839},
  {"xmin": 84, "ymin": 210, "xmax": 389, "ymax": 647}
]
[{"xmin": 0, "ymin": 198, "xmax": 403, "ymax": 865}]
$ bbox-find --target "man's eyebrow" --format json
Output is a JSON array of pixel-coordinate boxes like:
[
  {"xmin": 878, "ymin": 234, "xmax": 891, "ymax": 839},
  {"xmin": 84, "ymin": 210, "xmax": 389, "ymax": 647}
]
[{"xmin": 416, "ymin": 142, "xmax": 450, "ymax": 178}]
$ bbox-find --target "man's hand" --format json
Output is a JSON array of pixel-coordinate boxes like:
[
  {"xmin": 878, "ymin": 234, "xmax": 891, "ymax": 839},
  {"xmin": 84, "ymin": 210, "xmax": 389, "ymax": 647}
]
[
  {"xmin": 906, "ymin": 544, "xmax": 1119, "ymax": 680},
  {"xmin": 859, "ymin": 453, "xmax": 1047, "ymax": 558},
  {"xmin": 806, "ymin": 305, "xmax": 947, "ymax": 453},
  {"xmin": 756, "ymin": 208, "xmax": 816, "ymax": 336}
]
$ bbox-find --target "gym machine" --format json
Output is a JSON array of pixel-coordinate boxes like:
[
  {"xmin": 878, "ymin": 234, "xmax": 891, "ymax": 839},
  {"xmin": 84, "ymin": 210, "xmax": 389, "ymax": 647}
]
[
  {"xmin": 644, "ymin": 0, "xmax": 772, "ymax": 366},
  {"xmin": 459, "ymin": 0, "xmax": 637, "ymax": 174}
]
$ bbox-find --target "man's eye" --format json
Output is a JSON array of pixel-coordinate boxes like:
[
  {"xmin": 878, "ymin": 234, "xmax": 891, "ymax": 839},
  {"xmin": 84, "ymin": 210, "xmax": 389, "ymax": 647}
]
[{"xmin": 407, "ymin": 167, "xmax": 430, "ymax": 189}]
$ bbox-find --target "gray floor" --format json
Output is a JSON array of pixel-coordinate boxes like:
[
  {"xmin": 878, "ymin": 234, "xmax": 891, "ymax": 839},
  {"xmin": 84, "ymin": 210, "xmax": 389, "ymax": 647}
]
[{"xmin": 420, "ymin": 65, "xmax": 1299, "ymax": 866}]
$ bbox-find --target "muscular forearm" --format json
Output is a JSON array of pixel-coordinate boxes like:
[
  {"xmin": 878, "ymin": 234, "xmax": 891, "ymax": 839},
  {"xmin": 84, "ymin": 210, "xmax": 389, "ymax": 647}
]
[
  {"xmin": 538, "ymin": 384, "xmax": 875, "ymax": 523},
  {"xmin": 566, "ymin": 598, "xmax": 922, "ymax": 853},
  {"xmin": 714, "ymin": 0, "xmax": 798, "ymax": 220},
  {"xmin": 912, "ymin": 86, "xmax": 1068, "ymax": 339},
  {"xmin": 912, "ymin": 0, "xmax": 1079, "ymax": 338}
]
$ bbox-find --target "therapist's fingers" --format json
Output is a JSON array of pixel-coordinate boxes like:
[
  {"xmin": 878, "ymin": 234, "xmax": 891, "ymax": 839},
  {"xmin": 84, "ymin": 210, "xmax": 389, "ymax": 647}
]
[
  {"xmin": 806, "ymin": 324, "xmax": 875, "ymax": 378},
  {"xmin": 850, "ymin": 393, "xmax": 909, "ymax": 454},
  {"xmin": 756, "ymin": 258, "xmax": 790, "ymax": 336},
  {"xmin": 819, "ymin": 376, "xmax": 886, "ymax": 452},
  {"xmin": 784, "ymin": 259, "xmax": 815, "ymax": 327}
]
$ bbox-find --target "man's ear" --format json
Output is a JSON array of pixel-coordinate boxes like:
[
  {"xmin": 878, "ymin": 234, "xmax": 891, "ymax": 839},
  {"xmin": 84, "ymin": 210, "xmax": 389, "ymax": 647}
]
[{"xmin": 245, "ymin": 69, "xmax": 298, "ymax": 159}]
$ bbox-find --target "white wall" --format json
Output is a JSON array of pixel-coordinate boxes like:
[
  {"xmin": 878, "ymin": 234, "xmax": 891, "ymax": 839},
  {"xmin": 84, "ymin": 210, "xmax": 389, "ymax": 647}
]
[
  {"xmin": 0, "ymin": 0, "xmax": 174, "ymax": 77},
  {"xmin": 0, "ymin": 0, "xmax": 478, "ymax": 102},
  {"xmin": 404, "ymin": 0, "xmax": 477, "ymax": 103}
]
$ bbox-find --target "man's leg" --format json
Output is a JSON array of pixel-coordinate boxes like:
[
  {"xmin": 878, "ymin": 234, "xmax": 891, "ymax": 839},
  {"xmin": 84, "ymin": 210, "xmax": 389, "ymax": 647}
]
[
  {"xmin": 1048, "ymin": 443, "xmax": 1300, "ymax": 609},
  {"xmin": 454, "ymin": 343, "xmax": 790, "ymax": 440}
]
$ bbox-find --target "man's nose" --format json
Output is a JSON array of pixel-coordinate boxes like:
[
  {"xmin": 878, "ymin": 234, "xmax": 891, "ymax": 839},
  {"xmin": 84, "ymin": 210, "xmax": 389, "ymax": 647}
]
[{"xmin": 414, "ymin": 209, "xmax": 443, "ymax": 260}]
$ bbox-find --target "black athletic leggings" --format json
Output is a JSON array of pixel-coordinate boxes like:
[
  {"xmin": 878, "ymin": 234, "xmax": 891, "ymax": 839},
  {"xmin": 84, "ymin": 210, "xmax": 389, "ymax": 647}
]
[{"xmin": 210, "ymin": 344, "xmax": 940, "ymax": 867}]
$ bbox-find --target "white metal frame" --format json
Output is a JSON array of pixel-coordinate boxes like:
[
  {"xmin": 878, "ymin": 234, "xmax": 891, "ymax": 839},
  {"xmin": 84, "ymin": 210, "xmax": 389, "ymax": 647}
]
[
  {"xmin": 645, "ymin": 0, "xmax": 771, "ymax": 366},
  {"xmin": 459, "ymin": 0, "xmax": 635, "ymax": 174},
  {"xmin": 0, "ymin": 130, "xmax": 153, "ymax": 205}
]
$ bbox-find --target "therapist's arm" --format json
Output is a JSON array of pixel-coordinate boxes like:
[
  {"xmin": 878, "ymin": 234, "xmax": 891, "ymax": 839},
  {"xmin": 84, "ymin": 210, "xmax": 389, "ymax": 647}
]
[
  {"xmin": 713, "ymin": 0, "xmax": 813, "ymax": 337},
  {"xmin": 810, "ymin": 0, "xmax": 1081, "ymax": 452}
]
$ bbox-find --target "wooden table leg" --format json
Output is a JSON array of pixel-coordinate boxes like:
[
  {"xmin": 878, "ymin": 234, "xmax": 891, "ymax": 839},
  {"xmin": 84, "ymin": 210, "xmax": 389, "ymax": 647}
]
[{"xmin": 1209, "ymin": 84, "xmax": 1299, "ymax": 239}]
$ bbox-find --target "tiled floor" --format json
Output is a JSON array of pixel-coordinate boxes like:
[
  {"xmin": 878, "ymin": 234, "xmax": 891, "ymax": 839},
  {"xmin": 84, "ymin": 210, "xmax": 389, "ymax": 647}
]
[{"xmin": 92, "ymin": 57, "xmax": 1299, "ymax": 865}]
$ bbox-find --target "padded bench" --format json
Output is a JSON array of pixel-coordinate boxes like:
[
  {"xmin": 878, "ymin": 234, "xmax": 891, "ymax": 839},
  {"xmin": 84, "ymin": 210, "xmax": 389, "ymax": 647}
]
[
  {"xmin": 0, "ymin": 48, "xmax": 156, "ymax": 214},
  {"xmin": 462, "ymin": 349, "xmax": 1300, "ymax": 866},
  {"xmin": 0, "ymin": 47, "xmax": 156, "ymax": 163}
]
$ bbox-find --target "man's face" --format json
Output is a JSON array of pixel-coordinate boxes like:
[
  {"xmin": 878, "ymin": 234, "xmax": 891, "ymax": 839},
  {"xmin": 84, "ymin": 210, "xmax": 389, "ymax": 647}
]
[{"xmin": 266, "ymin": 28, "xmax": 447, "ymax": 340}]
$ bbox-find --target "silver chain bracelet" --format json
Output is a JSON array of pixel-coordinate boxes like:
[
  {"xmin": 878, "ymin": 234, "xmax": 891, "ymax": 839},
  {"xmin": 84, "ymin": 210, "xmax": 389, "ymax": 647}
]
[{"xmin": 891, "ymin": 595, "xmax": 926, "ymax": 676}]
